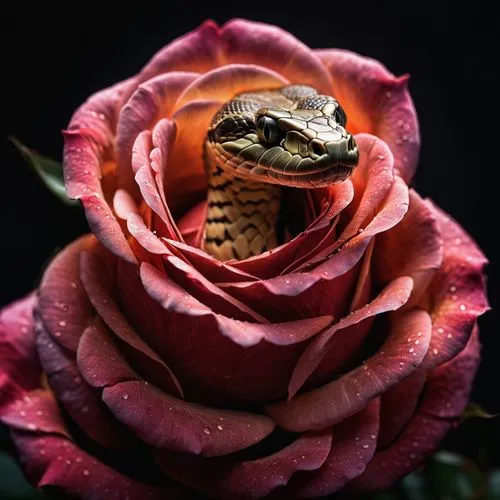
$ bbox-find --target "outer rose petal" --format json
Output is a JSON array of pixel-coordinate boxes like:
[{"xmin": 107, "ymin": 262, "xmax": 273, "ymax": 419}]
[
  {"xmin": 0, "ymin": 293, "xmax": 40, "ymax": 408},
  {"xmin": 351, "ymin": 327, "xmax": 481, "ymax": 492},
  {"xmin": 316, "ymin": 49, "xmax": 419, "ymax": 183}
]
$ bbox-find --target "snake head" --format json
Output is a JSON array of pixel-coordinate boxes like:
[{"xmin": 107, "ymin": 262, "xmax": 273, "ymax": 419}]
[{"xmin": 208, "ymin": 92, "xmax": 359, "ymax": 187}]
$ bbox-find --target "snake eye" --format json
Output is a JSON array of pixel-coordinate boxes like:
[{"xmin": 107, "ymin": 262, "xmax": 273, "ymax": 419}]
[
  {"xmin": 256, "ymin": 116, "xmax": 281, "ymax": 143},
  {"xmin": 333, "ymin": 106, "xmax": 347, "ymax": 127}
]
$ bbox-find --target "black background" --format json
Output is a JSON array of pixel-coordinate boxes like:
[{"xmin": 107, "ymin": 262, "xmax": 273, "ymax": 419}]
[{"xmin": 2, "ymin": 1, "xmax": 499, "ymax": 461}]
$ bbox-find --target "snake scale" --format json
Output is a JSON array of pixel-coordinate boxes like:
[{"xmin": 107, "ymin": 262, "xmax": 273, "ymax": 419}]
[{"xmin": 203, "ymin": 84, "xmax": 359, "ymax": 261}]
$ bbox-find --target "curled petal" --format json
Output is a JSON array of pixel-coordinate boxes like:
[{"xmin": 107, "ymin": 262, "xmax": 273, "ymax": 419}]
[
  {"xmin": 155, "ymin": 431, "xmax": 333, "ymax": 498},
  {"xmin": 266, "ymin": 308, "xmax": 431, "ymax": 432},
  {"xmin": 11, "ymin": 432, "xmax": 178, "ymax": 499},
  {"xmin": 375, "ymin": 190, "xmax": 443, "ymax": 309},
  {"xmin": 221, "ymin": 19, "xmax": 333, "ymax": 92},
  {"xmin": 116, "ymin": 71, "xmax": 198, "ymax": 191},
  {"xmin": 421, "ymin": 202, "xmax": 489, "ymax": 370},
  {"xmin": 316, "ymin": 49, "xmax": 419, "ymax": 182},
  {"xmin": 0, "ymin": 293, "xmax": 40, "ymax": 407},
  {"xmin": 175, "ymin": 63, "xmax": 288, "ymax": 108},
  {"xmin": 291, "ymin": 399, "xmax": 380, "ymax": 497},
  {"xmin": 102, "ymin": 380, "xmax": 275, "ymax": 457},
  {"xmin": 37, "ymin": 236, "xmax": 95, "ymax": 352},
  {"xmin": 351, "ymin": 328, "xmax": 480, "ymax": 492},
  {"xmin": 289, "ymin": 276, "xmax": 414, "ymax": 398}
]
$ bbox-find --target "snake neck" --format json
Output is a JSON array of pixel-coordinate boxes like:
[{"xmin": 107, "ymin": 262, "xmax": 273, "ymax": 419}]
[{"xmin": 203, "ymin": 163, "xmax": 282, "ymax": 261}]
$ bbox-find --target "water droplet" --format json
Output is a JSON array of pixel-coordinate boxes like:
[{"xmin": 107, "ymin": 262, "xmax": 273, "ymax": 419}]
[
  {"xmin": 20, "ymin": 326, "xmax": 29, "ymax": 334},
  {"xmin": 36, "ymin": 410, "xmax": 43, "ymax": 416},
  {"xmin": 217, "ymin": 425, "xmax": 223, "ymax": 431},
  {"xmin": 358, "ymin": 228, "xmax": 364, "ymax": 233},
  {"xmin": 40, "ymin": 449, "xmax": 46, "ymax": 455},
  {"xmin": 76, "ymin": 457, "xmax": 83, "ymax": 463},
  {"xmin": 66, "ymin": 459, "xmax": 72, "ymax": 465},
  {"xmin": 454, "ymin": 238, "xmax": 462, "ymax": 245},
  {"xmin": 285, "ymin": 279, "xmax": 290, "ymax": 285},
  {"xmin": 82, "ymin": 406, "xmax": 89, "ymax": 413},
  {"xmin": 121, "ymin": 394, "xmax": 129, "ymax": 400},
  {"xmin": 355, "ymin": 436, "xmax": 360, "ymax": 441},
  {"xmin": 400, "ymin": 362, "xmax": 404, "ymax": 366},
  {"xmin": 27, "ymin": 423, "xmax": 37, "ymax": 431},
  {"xmin": 362, "ymin": 444, "xmax": 369, "ymax": 449},
  {"xmin": 449, "ymin": 285, "xmax": 457, "ymax": 293},
  {"xmin": 203, "ymin": 426, "xmax": 212, "ymax": 435},
  {"xmin": 71, "ymin": 282, "xmax": 77, "ymax": 289},
  {"xmin": 415, "ymin": 340, "xmax": 420, "ymax": 345},
  {"xmin": 385, "ymin": 91, "xmax": 392, "ymax": 99},
  {"xmin": 452, "ymin": 294, "xmax": 458, "ymax": 301},
  {"xmin": 433, "ymin": 348, "xmax": 439, "ymax": 355},
  {"xmin": 447, "ymin": 333, "xmax": 453, "ymax": 339},
  {"xmin": 83, "ymin": 470, "xmax": 90, "ymax": 476},
  {"xmin": 376, "ymin": 155, "xmax": 385, "ymax": 160},
  {"xmin": 410, "ymin": 453, "xmax": 416, "ymax": 458},
  {"xmin": 20, "ymin": 410, "xmax": 26, "ymax": 417},
  {"xmin": 370, "ymin": 434, "xmax": 376, "ymax": 439},
  {"xmin": 409, "ymin": 347, "xmax": 414, "ymax": 353},
  {"xmin": 437, "ymin": 327, "xmax": 444, "ymax": 334},
  {"xmin": 459, "ymin": 304, "xmax": 466, "ymax": 311},
  {"xmin": 58, "ymin": 320, "xmax": 67, "ymax": 327}
]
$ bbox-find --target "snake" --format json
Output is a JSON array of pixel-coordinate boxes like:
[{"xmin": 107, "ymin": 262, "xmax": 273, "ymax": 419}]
[{"xmin": 203, "ymin": 84, "xmax": 359, "ymax": 261}]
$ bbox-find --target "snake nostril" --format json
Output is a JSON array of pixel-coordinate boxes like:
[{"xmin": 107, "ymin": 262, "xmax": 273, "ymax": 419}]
[
  {"xmin": 310, "ymin": 141, "xmax": 325, "ymax": 157},
  {"xmin": 347, "ymin": 135, "xmax": 357, "ymax": 151}
]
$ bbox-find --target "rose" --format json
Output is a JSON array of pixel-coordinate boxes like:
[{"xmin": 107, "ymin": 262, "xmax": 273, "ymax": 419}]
[{"xmin": 0, "ymin": 19, "xmax": 489, "ymax": 499}]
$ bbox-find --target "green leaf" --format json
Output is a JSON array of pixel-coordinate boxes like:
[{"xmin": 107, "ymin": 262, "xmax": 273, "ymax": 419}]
[
  {"xmin": 10, "ymin": 137, "xmax": 78, "ymax": 206},
  {"xmin": 0, "ymin": 451, "xmax": 50, "ymax": 499},
  {"xmin": 461, "ymin": 402, "xmax": 498, "ymax": 422}
]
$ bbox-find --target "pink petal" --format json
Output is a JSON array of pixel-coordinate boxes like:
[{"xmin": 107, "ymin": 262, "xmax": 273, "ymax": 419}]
[
  {"xmin": 155, "ymin": 431, "xmax": 333, "ymax": 498},
  {"xmin": 316, "ymin": 49, "xmax": 419, "ymax": 183},
  {"xmin": 11, "ymin": 432, "xmax": 179, "ymax": 499},
  {"xmin": 0, "ymin": 293, "xmax": 40, "ymax": 408},
  {"xmin": 176, "ymin": 199, "xmax": 207, "ymax": 247},
  {"xmin": 266, "ymin": 308, "xmax": 431, "ymax": 432},
  {"xmin": 112, "ymin": 188, "xmax": 140, "ymax": 220},
  {"xmin": 221, "ymin": 19, "xmax": 333, "ymax": 93},
  {"xmin": 421, "ymin": 202, "xmax": 489, "ymax": 370},
  {"xmin": 351, "ymin": 327, "xmax": 480, "ymax": 492},
  {"xmin": 175, "ymin": 63, "xmax": 288, "ymax": 108},
  {"xmin": 137, "ymin": 20, "xmax": 222, "ymax": 84},
  {"xmin": 288, "ymin": 276, "xmax": 414, "ymax": 398},
  {"xmin": 290, "ymin": 399, "xmax": 380, "ymax": 497},
  {"xmin": 374, "ymin": 189, "xmax": 443, "ymax": 309},
  {"xmin": 79, "ymin": 243, "xmax": 183, "ymax": 398},
  {"xmin": 63, "ymin": 80, "xmax": 138, "ymax": 263},
  {"xmin": 116, "ymin": 71, "xmax": 198, "ymax": 193},
  {"xmin": 37, "ymin": 236, "xmax": 95, "ymax": 352},
  {"xmin": 102, "ymin": 380, "xmax": 275, "ymax": 457},
  {"xmin": 1, "ymin": 389, "xmax": 69, "ymax": 436},
  {"xmin": 36, "ymin": 325, "xmax": 125, "ymax": 449}
]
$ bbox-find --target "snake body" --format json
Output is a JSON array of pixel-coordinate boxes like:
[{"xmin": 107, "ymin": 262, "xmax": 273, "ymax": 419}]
[{"xmin": 203, "ymin": 84, "xmax": 359, "ymax": 261}]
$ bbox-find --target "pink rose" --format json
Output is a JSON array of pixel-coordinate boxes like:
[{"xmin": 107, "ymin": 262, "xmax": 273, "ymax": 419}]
[{"xmin": 0, "ymin": 19, "xmax": 489, "ymax": 499}]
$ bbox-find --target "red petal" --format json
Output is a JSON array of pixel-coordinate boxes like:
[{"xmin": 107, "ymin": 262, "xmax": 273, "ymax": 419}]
[
  {"xmin": 102, "ymin": 380, "xmax": 275, "ymax": 457},
  {"xmin": 290, "ymin": 399, "xmax": 380, "ymax": 497},
  {"xmin": 316, "ymin": 49, "xmax": 419, "ymax": 183},
  {"xmin": 0, "ymin": 293, "xmax": 40, "ymax": 408},
  {"xmin": 37, "ymin": 236, "xmax": 95, "ymax": 352},
  {"xmin": 155, "ymin": 431, "xmax": 332, "ymax": 498},
  {"xmin": 351, "ymin": 328, "xmax": 480, "ymax": 492},
  {"xmin": 289, "ymin": 276, "xmax": 413, "ymax": 398},
  {"xmin": 266, "ymin": 308, "xmax": 431, "ymax": 432},
  {"xmin": 79, "ymin": 243, "xmax": 183, "ymax": 398},
  {"xmin": 421, "ymin": 202, "xmax": 489, "ymax": 370},
  {"xmin": 11, "ymin": 432, "xmax": 180, "ymax": 499},
  {"xmin": 374, "ymin": 189, "xmax": 443, "ymax": 309}
]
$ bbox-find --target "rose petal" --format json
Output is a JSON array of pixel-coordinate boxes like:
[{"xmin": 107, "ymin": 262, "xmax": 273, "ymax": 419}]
[
  {"xmin": 221, "ymin": 19, "xmax": 333, "ymax": 93},
  {"xmin": 351, "ymin": 327, "xmax": 480, "ymax": 492},
  {"xmin": 288, "ymin": 276, "xmax": 414, "ymax": 398},
  {"xmin": 0, "ymin": 293, "xmax": 40, "ymax": 407},
  {"xmin": 11, "ymin": 432, "xmax": 178, "ymax": 499},
  {"xmin": 63, "ymin": 79, "xmax": 137, "ymax": 263},
  {"xmin": 421, "ymin": 202, "xmax": 489, "ymax": 370},
  {"xmin": 316, "ymin": 49, "xmax": 419, "ymax": 182},
  {"xmin": 266, "ymin": 308, "xmax": 431, "ymax": 432},
  {"xmin": 176, "ymin": 199, "xmax": 207, "ymax": 247},
  {"xmin": 155, "ymin": 431, "xmax": 333, "ymax": 498},
  {"xmin": 36, "ymin": 325, "xmax": 124, "ymax": 448},
  {"xmin": 116, "ymin": 71, "xmax": 198, "ymax": 192},
  {"xmin": 374, "ymin": 189, "xmax": 443, "ymax": 309},
  {"xmin": 290, "ymin": 399, "xmax": 380, "ymax": 497},
  {"xmin": 79, "ymin": 242, "xmax": 183, "ymax": 398},
  {"xmin": 37, "ymin": 236, "xmax": 95, "ymax": 352},
  {"xmin": 102, "ymin": 380, "xmax": 275, "ymax": 457}
]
